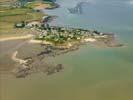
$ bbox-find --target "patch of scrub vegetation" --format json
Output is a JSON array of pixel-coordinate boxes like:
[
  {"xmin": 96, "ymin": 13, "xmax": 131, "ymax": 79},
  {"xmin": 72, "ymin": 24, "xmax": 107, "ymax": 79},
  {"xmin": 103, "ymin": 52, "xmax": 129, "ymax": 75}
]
[
  {"xmin": 25, "ymin": 0, "xmax": 58, "ymax": 10},
  {"xmin": 25, "ymin": 1, "xmax": 53, "ymax": 9}
]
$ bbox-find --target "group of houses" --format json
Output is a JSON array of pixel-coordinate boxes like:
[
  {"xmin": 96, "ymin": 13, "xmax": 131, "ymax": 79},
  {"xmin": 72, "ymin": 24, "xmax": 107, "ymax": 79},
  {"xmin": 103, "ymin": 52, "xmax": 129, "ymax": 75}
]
[
  {"xmin": 35, "ymin": 24, "xmax": 107, "ymax": 44},
  {"xmin": 14, "ymin": 16, "xmax": 50, "ymax": 28},
  {"xmin": 14, "ymin": 15, "xmax": 107, "ymax": 44}
]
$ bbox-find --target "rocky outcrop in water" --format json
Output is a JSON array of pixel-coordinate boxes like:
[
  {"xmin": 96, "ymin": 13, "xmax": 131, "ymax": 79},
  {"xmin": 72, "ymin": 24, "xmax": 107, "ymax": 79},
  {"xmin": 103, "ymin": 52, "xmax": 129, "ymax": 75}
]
[
  {"xmin": 47, "ymin": 64, "xmax": 63, "ymax": 75},
  {"xmin": 12, "ymin": 50, "xmax": 64, "ymax": 78},
  {"xmin": 68, "ymin": 2, "xmax": 90, "ymax": 14}
]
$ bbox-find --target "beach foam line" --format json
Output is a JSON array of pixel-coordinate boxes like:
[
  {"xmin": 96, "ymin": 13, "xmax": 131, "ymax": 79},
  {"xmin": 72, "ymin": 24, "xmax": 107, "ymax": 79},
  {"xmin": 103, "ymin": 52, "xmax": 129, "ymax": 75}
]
[{"xmin": 0, "ymin": 34, "xmax": 33, "ymax": 42}]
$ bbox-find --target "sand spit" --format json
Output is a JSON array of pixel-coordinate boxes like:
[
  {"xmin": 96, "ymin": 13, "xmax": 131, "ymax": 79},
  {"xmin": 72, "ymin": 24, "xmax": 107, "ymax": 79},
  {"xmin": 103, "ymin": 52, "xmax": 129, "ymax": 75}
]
[
  {"xmin": 11, "ymin": 51, "xmax": 34, "ymax": 78},
  {"xmin": 11, "ymin": 51, "xmax": 28, "ymax": 64}
]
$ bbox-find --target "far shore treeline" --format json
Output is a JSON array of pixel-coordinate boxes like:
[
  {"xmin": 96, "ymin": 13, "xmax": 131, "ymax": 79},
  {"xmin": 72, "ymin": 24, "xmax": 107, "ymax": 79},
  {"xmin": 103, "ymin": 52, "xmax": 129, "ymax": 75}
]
[{"xmin": 18, "ymin": 0, "xmax": 56, "ymax": 2}]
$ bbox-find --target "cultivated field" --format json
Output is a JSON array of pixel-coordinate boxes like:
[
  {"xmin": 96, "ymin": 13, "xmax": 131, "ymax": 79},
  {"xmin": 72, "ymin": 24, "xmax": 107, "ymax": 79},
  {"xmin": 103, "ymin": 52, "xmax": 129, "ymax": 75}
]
[{"xmin": 0, "ymin": 0, "xmax": 47, "ymax": 38}]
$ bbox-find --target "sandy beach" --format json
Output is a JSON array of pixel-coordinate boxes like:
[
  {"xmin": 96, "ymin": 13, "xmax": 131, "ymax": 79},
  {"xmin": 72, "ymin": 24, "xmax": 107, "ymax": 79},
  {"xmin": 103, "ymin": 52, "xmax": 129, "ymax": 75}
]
[
  {"xmin": 29, "ymin": 39, "xmax": 53, "ymax": 45},
  {"xmin": 0, "ymin": 34, "xmax": 33, "ymax": 42},
  {"xmin": 84, "ymin": 38, "xmax": 96, "ymax": 42}
]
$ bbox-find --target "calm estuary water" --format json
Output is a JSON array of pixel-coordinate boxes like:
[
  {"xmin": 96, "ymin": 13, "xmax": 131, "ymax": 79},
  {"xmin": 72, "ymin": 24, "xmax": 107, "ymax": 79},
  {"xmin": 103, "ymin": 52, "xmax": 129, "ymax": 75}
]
[{"xmin": 1, "ymin": 0, "xmax": 133, "ymax": 100}]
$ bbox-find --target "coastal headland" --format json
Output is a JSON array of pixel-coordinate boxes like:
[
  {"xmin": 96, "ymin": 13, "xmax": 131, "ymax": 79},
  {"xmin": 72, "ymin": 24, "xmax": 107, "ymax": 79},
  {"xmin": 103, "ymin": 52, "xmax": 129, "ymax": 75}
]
[{"xmin": 0, "ymin": 0, "xmax": 123, "ymax": 78}]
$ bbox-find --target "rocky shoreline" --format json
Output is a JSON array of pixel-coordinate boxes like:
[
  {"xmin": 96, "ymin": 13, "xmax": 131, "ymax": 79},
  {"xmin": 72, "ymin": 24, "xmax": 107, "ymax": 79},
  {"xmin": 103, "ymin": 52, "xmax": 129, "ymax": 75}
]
[{"xmin": 12, "ymin": 50, "xmax": 64, "ymax": 78}]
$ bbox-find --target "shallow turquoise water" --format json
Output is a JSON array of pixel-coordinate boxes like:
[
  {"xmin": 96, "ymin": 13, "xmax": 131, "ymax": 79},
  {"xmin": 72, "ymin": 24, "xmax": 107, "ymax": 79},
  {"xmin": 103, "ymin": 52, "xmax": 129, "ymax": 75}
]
[{"xmin": 1, "ymin": 0, "xmax": 133, "ymax": 100}]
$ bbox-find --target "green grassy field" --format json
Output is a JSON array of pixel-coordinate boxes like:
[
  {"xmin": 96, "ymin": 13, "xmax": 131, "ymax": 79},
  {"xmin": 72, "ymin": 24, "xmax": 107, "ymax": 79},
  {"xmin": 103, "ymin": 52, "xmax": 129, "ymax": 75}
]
[
  {"xmin": 0, "ymin": 0, "xmax": 47, "ymax": 37},
  {"xmin": 0, "ymin": 9, "xmax": 45, "ymax": 23}
]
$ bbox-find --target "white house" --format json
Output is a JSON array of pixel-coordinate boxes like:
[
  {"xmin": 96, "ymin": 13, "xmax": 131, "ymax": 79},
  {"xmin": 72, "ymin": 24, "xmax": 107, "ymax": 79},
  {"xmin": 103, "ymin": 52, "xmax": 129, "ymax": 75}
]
[{"xmin": 26, "ymin": 21, "xmax": 41, "ymax": 28}]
